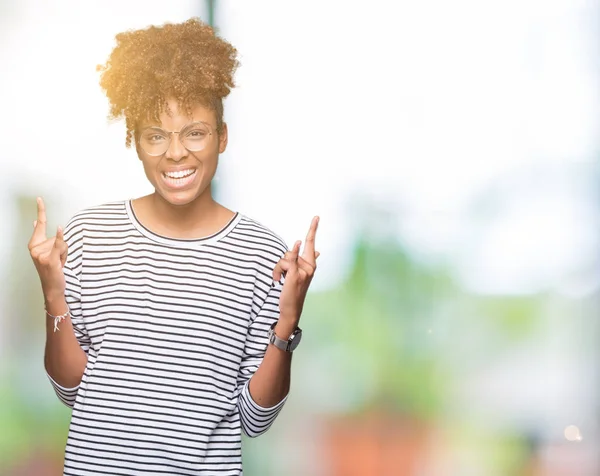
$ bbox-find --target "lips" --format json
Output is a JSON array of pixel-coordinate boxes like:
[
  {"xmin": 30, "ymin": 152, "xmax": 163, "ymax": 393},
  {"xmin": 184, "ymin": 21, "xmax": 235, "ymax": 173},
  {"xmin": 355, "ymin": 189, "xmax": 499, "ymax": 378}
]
[
  {"xmin": 163, "ymin": 168, "xmax": 196, "ymax": 179},
  {"xmin": 161, "ymin": 168, "xmax": 198, "ymax": 189}
]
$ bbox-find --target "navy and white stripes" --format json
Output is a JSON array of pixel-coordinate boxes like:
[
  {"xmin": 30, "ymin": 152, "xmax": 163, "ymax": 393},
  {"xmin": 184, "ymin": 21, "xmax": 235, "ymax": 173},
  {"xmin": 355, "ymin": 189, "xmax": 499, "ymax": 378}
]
[{"xmin": 47, "ymin": 201, "xmax": 288, "ymax": 476}]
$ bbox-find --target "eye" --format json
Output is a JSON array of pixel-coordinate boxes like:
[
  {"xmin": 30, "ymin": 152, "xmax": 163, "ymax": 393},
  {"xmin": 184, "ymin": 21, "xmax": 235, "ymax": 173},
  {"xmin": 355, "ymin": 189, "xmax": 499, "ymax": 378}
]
[
  {"xmin": 141, "ymin": 130, "xmax": 168, "ymax": 143},
  {"xmin": 186, "ymin": 129, "xmax": 207, "ymax": 138}
]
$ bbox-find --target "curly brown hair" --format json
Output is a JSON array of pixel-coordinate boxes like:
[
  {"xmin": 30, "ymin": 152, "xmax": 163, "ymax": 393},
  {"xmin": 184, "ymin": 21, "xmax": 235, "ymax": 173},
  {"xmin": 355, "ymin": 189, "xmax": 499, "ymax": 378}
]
[{"xmin": 97, "ymin": 18, "xmax": 239, "ymax": 147}]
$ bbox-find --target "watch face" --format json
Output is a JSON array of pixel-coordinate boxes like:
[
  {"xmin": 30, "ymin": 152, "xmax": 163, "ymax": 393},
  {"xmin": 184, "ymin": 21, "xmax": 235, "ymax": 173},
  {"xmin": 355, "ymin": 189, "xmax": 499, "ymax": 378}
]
[{"xmin": 289, "ymin": 330, "xmax": 302, "ymax": 351}]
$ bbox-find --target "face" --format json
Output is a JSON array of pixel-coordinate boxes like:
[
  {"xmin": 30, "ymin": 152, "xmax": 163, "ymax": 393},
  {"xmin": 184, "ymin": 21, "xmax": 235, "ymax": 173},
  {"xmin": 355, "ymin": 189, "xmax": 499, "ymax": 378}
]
[{"xmin": 136, "ymin": 99, "xmax": 228, "ymax": 207}]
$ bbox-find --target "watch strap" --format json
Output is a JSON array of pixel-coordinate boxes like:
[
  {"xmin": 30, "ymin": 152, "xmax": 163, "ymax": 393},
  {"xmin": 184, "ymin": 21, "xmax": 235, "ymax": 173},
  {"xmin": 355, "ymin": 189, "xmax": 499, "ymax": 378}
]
[{"xmin": 268, "ymin": 321, "xmax": 301, "ymax": 352}]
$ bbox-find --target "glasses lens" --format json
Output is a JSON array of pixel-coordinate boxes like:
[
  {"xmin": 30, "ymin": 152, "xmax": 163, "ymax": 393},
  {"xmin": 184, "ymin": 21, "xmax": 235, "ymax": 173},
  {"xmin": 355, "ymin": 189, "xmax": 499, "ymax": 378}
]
[
  {"xmin": 140, "ymin": 127, "xmax": 169, "ymax": 156},
  {"xmin": 180, "ymin": 122, "xmax": 211, "ymax": 152}
]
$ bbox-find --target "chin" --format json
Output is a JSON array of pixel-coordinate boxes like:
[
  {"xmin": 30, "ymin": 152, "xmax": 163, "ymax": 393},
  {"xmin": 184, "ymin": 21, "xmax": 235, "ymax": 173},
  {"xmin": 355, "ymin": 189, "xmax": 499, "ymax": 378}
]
[
  {"xmin": 156, "ymin": 181, "xmax": 214, "ymax": 207},
  {"xmin": 157, "ymin": 188, "xmax": 207, "ymax": 207}
]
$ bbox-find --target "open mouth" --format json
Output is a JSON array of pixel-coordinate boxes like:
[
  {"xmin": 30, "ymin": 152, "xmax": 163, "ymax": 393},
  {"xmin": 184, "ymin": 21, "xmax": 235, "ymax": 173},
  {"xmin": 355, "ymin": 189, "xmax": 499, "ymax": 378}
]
[{"xmin": 161, "ymin": 168, "xmax": 197, "ymax": 188}]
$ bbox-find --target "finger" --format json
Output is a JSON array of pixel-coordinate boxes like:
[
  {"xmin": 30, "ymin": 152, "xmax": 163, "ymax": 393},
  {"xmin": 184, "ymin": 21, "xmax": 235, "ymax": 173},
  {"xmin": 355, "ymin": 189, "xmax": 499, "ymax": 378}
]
[
  {"xmin": 302, "ymin": 216, "xmax": 319, "ymax": 264},
  {"xmin": 32, "ymin": 197, "xmax": 48, "ymax": 243},
  {"xmin": 28, "ymin": 220, "xmax": 38, "ymax": 250},
  {"xmin": 54, "ymin": 226, "xmax": 68, "ymax": 266},
  {"xmin": 315, "ymin": 251, "xmax": 320, "ymax": 259},
  {"xmin": 30, "ymin": 236, "xmax": 56, "ymax": 258},
  {"xmin": 37, "ymin": 197, "xmax": 47, "ymax": 230},
  {"xmin": 289, "ymin": 240, "xmax": 301, "ymax": 261},
  {"xmin": 283, "ymin": 248, "xmax": 300, "ymax": 262},
  {"xmin": 273, "ymin": 242, "xmax": 302, "ymax": 282},
  {"xmin": 297, "ymin": 256, "xmax": 316, "ymax": 277},
  {"xmin": 273, "ymin": 258, "xmax": 293, "ymax": 282},
  {"xmin": 50, "ymin": 226, "xmax": 67, "ymax": 264}
]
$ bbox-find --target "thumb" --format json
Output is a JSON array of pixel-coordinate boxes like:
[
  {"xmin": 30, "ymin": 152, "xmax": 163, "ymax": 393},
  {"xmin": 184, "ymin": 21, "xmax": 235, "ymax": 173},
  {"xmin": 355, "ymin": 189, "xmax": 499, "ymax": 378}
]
[{"xmin": 52, "ymin": 226, "xmax": 68, "ymax": 267}]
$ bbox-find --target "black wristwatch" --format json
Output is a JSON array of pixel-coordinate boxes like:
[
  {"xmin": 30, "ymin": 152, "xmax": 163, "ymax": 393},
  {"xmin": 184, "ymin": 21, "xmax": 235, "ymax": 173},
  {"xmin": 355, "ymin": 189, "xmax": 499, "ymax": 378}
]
[{"xmin": 267, "ymin": 322, "xmax": 302, "ymax": 352}]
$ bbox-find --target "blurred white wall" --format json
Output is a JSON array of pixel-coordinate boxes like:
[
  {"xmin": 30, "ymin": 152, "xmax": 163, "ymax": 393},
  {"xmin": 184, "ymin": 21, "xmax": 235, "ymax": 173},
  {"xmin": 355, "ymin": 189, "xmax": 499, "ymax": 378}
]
[{"xmin": 217, "ymin": 0, "xmax": 599, "ymax": 294}]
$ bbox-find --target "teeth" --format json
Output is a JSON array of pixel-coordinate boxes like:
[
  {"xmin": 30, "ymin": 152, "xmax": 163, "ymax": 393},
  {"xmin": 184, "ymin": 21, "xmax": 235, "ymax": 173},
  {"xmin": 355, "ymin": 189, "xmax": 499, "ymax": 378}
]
[{"xmin": 164, "ymin": 169, "xmax": 195, "ymax": 179}]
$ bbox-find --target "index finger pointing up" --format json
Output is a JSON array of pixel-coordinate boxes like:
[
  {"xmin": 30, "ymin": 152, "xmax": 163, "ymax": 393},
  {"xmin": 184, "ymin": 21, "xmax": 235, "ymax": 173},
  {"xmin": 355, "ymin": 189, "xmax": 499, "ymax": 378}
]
[
  {"xmin": 33, "ymin": 197, "xmax": 48, "ymax": 241},
  {"xmin": 302, "ymin": 216, "xmax": 319, "ymax": 263}
]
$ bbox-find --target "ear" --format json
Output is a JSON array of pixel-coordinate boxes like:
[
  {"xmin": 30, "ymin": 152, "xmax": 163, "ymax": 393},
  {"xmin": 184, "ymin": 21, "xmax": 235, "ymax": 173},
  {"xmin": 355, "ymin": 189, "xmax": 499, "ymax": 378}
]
[{"xmin": 218, "ymin": 123, "xmax": 228, "ymax": 154}]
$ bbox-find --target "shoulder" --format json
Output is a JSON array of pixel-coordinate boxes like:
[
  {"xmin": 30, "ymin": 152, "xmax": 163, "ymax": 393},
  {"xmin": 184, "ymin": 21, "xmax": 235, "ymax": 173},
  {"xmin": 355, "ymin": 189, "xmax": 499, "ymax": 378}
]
[
  {"xmin": 233, "ymin": 214, "xmax": 288, "ymax": 259},
  {"xmin": 65, "ymin": 201, "xmax": 128, "ymax": 225},
  {"xmin": 63, "ymin": 201, "xmax": 128, "ymax": 242}
]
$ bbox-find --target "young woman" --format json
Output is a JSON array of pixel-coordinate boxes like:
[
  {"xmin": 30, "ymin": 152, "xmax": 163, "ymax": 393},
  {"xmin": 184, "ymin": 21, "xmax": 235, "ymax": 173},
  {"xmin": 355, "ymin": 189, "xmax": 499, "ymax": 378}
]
[{"xmin": 28, "ymin": 18, "xmax": 319, "ymax": 476}]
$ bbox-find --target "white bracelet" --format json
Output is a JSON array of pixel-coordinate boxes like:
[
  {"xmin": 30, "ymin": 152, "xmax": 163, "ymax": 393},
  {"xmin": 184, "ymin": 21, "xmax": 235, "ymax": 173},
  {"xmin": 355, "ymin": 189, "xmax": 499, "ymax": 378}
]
[{"xmin": 45, "ymin": 308, "xmax": 70, "ymax": 332}]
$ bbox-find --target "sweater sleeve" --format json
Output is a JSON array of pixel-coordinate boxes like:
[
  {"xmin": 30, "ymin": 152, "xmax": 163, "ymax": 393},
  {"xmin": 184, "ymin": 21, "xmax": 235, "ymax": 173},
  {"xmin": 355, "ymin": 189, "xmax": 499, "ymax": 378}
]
[
  {"xmin": 46, "ymin": 216, "xmax": 91, "ymax": 408},
  {"xmin": 236, "ymin": 276, "xmax": 288, "ymax": 438}
]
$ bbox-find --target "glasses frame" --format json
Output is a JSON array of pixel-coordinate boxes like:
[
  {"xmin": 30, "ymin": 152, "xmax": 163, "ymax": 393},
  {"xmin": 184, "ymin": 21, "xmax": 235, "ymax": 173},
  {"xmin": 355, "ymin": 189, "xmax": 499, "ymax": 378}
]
[{"xmin": 138, "ymin": 121, "xmax": 214, "ymax": 157}]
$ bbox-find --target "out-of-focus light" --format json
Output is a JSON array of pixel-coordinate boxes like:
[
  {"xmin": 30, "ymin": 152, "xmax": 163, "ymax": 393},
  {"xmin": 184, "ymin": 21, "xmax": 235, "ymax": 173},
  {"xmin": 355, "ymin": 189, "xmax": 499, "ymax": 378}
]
[{"xmin": 564, "ymin": 425, "xmax": 582, "ymax": 442}]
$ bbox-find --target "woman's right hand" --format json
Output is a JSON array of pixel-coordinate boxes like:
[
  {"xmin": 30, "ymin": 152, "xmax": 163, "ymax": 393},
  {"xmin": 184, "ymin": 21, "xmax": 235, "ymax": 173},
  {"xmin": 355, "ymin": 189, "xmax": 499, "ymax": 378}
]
[{"xmin": 28, "ymin": 197, "xmax": 68, "ymax": 302}]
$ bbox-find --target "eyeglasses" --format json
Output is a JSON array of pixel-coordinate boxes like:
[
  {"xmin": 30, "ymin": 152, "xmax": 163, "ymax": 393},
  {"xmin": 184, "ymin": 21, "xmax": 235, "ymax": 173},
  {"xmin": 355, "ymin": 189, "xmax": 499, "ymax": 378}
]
[{"xmin": 138, "ymin": 121, "xmax": 213, "ymax": 156}]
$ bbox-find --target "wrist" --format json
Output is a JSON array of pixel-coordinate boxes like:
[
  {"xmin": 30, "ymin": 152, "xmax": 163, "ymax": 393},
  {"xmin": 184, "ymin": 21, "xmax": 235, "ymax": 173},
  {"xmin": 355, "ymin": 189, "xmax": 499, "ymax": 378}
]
[
  {"xmin": 43, "ymin": 292, "xmax": 66, "ymax": 310},
  {"xmin": 269, "ymin": 319, "xmax": 303, "ymax": 353},
  {"xmin": 274, "ymin": 317, "xmax": 299, "ymax": 339},
  {"xmin": 278, "ymin": 310, "xmax": 299, "ymax": 325}
]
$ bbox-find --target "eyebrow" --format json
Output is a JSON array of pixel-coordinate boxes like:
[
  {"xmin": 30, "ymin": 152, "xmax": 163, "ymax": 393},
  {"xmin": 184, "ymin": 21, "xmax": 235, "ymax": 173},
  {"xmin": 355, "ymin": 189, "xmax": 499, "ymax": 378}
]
[{"xmin": 139, "ymin": 121, "xmax": 214, "ymax": 131}]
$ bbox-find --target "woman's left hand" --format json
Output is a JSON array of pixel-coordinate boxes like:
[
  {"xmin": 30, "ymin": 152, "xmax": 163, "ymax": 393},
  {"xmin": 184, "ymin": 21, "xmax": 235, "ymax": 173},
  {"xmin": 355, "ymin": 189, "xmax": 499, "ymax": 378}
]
[{"xmin": 273, "ymin": 216, "xmax": 320, "ymax": 325}]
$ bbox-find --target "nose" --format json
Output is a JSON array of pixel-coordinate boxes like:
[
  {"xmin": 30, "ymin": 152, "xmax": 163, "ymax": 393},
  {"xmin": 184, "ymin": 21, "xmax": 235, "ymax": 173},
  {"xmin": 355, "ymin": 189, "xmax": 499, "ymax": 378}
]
[{"xmin": 165, "ymin": 133, "xmax": 188, "ymax": 162}]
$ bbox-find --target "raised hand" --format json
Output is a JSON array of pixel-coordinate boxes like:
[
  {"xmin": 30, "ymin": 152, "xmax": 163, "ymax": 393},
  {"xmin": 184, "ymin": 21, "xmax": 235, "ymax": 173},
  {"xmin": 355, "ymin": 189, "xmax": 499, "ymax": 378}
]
[
  {"xmin": 28, "ymin": 197, "xmax": 68, "ymax": 302},
  {"xmin": 273, "ymin": 216, "xmax": 320, "ymax": 324}
]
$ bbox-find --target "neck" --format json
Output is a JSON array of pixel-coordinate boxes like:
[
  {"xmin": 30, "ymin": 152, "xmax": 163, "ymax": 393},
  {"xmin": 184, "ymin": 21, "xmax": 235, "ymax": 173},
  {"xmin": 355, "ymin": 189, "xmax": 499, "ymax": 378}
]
[
  {"xmin": 151, "ymin": 188, "xmax": 217, "ymax": 228},
  {"xmin": 135, "ymin": 186, "xmax": 229, "ymax": 239}
]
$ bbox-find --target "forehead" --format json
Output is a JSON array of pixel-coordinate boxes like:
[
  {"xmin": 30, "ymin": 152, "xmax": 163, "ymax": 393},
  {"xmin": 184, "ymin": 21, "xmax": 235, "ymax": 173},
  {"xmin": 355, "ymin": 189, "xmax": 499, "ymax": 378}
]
[{"xmin": 141, "ymin": 99, "xmax": 216, "ymax": 129}]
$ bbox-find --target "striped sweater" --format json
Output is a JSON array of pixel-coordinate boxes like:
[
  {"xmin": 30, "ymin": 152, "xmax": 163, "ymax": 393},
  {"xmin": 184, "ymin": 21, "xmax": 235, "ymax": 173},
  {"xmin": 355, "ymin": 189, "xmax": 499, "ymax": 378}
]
[{"xmin": 47, "ymin": 200, "xmax": 289, "ymax": 475}]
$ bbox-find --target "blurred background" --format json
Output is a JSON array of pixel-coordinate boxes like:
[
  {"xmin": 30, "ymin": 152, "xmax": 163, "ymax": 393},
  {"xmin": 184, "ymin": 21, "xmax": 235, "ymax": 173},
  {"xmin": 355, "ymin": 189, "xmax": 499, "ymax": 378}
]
[{"xmin": 1, "ymin": 0, "xmax": 599, "ymax": 474}]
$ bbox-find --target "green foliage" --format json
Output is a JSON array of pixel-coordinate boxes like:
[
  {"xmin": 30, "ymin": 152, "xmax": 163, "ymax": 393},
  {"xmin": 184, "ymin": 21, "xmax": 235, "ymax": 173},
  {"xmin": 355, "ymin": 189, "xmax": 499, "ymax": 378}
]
[
  {"xmin": 472, "ymin": 296, "xmax": 543, "ymax": 340},
  {"xmin": 303, "ymin": 228, "xmax": 543, "ymax": 420},
  {"xmin": 0, "ymin": 371, "xmax": 70, "ymax": 471},
  {"xmin": 304, "ymin": 236, "xmax": 453, "ymax": 419}
]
